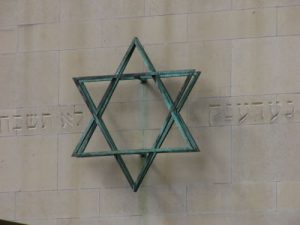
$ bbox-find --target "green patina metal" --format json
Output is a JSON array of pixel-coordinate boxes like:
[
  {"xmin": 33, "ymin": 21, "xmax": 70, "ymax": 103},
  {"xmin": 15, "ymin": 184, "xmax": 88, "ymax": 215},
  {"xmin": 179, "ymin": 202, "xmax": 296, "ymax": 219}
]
[{"xmin": 72, "ymin": 37, "xmax": 201, "ymax": 192}]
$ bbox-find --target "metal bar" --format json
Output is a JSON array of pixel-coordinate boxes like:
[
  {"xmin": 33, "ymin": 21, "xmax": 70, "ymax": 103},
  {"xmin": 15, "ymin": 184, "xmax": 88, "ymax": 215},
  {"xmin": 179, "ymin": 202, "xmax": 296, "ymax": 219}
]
[
  {"xmin": 74, "ymin": 81, "xmax": 136, "ymax": 188},
  {"xmin": 134, "ymin": 37, "xmax": 156, "ymax": 72},
  {"xmin": 74, "ymin": 70, "xmax": 196, "ymax": 83},
  {"xmin": 76, "ymin": 147, "xmax": 195, "ymax": 157},
  {"xmin": 72, "ymin": 37, "xmax": 201, "ymax": 192},
  {"xmin": 133, "ymin": 72, "xmax": 200, "ymax": 191}
]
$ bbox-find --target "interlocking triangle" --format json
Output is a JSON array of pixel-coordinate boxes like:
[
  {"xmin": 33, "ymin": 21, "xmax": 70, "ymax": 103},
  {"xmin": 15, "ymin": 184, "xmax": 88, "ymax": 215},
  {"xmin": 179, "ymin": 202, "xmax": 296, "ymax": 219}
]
[{"xmin": 72, "ymin": 37, "xmax": 201, "ymax": 191}]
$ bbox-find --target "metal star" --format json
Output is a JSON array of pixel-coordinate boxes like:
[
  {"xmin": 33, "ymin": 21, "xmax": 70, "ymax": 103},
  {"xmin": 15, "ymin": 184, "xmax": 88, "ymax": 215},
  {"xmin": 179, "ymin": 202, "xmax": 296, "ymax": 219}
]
[{"xmin": 72, "ymin": 37, "xmax": 201, "ymax": 191}]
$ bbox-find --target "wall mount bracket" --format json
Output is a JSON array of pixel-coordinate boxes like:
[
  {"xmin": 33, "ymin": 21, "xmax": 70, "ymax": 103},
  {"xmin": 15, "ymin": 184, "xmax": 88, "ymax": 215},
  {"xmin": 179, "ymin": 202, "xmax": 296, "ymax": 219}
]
[{"xmin": 72, "ymin": 37, "xmax": 201, "ymax": 192}]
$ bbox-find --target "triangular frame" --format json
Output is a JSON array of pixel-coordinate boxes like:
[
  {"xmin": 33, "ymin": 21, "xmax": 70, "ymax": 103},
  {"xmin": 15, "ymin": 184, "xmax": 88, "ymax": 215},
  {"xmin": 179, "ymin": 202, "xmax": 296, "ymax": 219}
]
[{"xmin": 72, "ymin": 37, "xmax": 201, "ymax": 191}]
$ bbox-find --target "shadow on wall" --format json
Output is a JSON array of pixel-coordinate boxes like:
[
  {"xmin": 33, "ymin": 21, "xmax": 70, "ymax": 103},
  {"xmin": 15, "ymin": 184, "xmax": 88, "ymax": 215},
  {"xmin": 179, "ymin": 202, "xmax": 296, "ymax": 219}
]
[{"xmin": 0, "ymin": 219, "xmax": 28, "ymax": 225}]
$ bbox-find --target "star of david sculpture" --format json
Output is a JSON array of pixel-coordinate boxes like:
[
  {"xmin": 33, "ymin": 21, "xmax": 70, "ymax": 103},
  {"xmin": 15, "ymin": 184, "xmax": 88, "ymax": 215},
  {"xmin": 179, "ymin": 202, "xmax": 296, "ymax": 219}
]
[{"xmin": 72, "ymin": 37, "xmax": 201, "ymax": 192}]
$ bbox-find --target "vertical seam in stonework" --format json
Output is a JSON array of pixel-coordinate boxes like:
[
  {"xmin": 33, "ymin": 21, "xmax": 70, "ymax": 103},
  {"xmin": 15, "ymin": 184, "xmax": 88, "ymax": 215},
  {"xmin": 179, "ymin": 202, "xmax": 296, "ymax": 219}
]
[
  {"xmin": 230, "ymin": 40, "xmax": 233, "ymax": 97},
  {"xmin": 185, "ymin": 185, "xmax": 188, "ymax": 213},
  {"xmin": 275, "ymin": 181, "xmax": 278, "ymax": 211},
  {"xmin": 275, "ymin": 7, "xmax": 278, "ymax": 36},
  {"xmin": 230, "ymin": 40, "xmax": 233, "ymax": 184},
  {"xmin": 14, "ymin": 191, "xmax": 17, "ymax": 220},
  {"xmin": 56, "ymin": 134, "xmax": 59, "ymax": 190},
  {"xmin": 98, "ymin": 189, "xmax": 101, "ymax": 216},
  {"xmin": 58, "ymin": 0, "xmax": 61, "ymax": 23}
]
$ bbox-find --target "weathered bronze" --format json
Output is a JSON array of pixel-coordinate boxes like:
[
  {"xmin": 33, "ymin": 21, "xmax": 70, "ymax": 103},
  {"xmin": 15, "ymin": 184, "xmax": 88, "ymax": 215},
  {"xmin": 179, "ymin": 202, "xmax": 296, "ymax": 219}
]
[{"xmin": 72, "ymin": 37, "xmax": 201, "ymax": 192}]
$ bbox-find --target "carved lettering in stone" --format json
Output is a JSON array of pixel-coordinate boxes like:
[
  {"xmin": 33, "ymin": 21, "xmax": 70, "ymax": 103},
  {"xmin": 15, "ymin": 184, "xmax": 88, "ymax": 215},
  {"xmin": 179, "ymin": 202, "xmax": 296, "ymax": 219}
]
[
  {"xmin": 237, "ymin": 103, "xmax": 249, "ymax": 124},
  {"xmin": 251, "ymin": 102, "xmax": 264, "ymax": 121},
  {"xmin": 208, "ymin": 104, "xmax": 221, "ymax": 126},
  {"xmin": 26, "ymin": 113, "xmax": 38, "ymax": 129},
  {"xmin": 41, "ymin": 113, "xmax": 52, "ymax": 129},
  {"xmin": 0, "ymin": 116, "xmax": 9, "ymax": 133},
  {"xmin": 12, "ymin": 115, "xmax": 22, "ymax": 131},
  {"xmin": 224, "ymin": 104, "xmax": 233, "ymax": 121},
  {"xmin": 285, "ymin": 100, "xmax": 295, "ymax": 119},
  {"xmin": 269, "ymin": 101, "xmax": 281, "ymax": 122}
]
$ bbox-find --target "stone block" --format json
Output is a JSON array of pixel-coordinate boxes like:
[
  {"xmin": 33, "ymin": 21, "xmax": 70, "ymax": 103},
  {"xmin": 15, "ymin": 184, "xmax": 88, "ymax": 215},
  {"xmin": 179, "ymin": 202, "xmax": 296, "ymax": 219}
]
[
  {"xmin": 0, "ymin": 135, "xmax": 57, "ymax": 192},
  {"xmin": 189, "ymin": 41, "xmax": 231, "ymax": 97},
  {"xmin": 18, "ymin": 23, "xmax": 60, "ymax": 52},
  {"xmin": 61, "ymin": 0, "xmax": 100, "ymax": 21},
  {"xmin": 0, "ymin": 54, "xmax": 17, "ymax": 108},
  {"xmin": 0, "ymin": 192, "xmax": 15, "ymax": 220},
  {"xmin": 188, "ymin": 9, "xmax": 276, "ymax": 41},
  {"xmin": 0, "ymin": 28, "xmax": 17, "ymax": 53},
  {"xmin": 16, "ymin": 190, "xmax": 99, "ymax": 219},
  {"xmin": 187, "ymin": 183, "xmax": 275, "ymax": 213},
  {"xmin": 60, "ymin": 21, "xmax": 100, "ymax": 50},
  {"xmin": 0, "ymin": 0, "xmax": 17, "ymax": 26},
  {"xmin": 102, "ymin": 15, "xmax": 187, "ymax": 47},
  {"xmin": 100, "ymin": 186, "xmax": 186, "ymax": 216},
  {"xmin": 15, "ymin": 52, "xmax": 59, "ymax": 107},
  {"xmin": 57, "ymin": 217, "xmax": 140, "ymax": 225},
  {"xmin": 98, "ymin": 0, "xmax": 145, "ymax": 18},
  {"xmin": 17, "ymin": 0, "xmax": 59, "ymax": 25},
  {"xmin": 233, "ymin": 123, "xmax": 300, "ymax": 182},
  {"xmin": 232, "ymin": 37, "xmax": 300, "ymax": 96},
  {"xmin": 277, "ymin": 182, "xmax": 300, "ymax": 209},
  {"xmin": 232, "ymin": 0, "xmax": 300, "ymax": 9},
  {"xmin": 278, "ymin": 6, "xmax": 300, "ymax": 35}
]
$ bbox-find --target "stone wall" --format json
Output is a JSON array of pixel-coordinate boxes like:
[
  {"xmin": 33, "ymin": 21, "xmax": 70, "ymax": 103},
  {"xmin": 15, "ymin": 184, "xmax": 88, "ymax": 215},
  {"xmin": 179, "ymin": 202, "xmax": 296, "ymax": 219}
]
[{"xmin": 1, "ymin": 0, "xmax": 300, "ymax": 224}]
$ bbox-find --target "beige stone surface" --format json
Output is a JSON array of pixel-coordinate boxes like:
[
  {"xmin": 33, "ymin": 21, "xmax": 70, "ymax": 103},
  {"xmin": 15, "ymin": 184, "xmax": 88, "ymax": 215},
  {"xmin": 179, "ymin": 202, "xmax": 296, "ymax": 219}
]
[
  {"xmin": 144, "ymin": 127, "xmax": 231, "ymax": 185},
  {"xmin": 145, "ymin": 0, "xmax": 231, "ymax": 15},
  {"xmin": 61, "ymin": 0, "xmax": 100, "ymax": 21},
  {"xmin": 57, "ymin": 217, "xmax": 140, "ymax": 225},
  {"xmin": 278, "ymin": 6, "xmax": 300, "ymax": 35},
  {"xmin": 232, "ymin": 124, "xmax": 276, "ymax": 182},
  {"xmin": 187, "ymin": 183, "xmax": 275, "ymax": 213},
  {"xmin": 18, "ymin": 23, "xmax": 60, "ymax": 52},
  {"xmin": 0, "ymin": 54, "xmax": 17, "ymax": 108},
  {"xmin": 0, "ymin": 137, "xmax": 20, "ymax": 192},
  {"xmin": 277, "ymin": 182, "xmax": 300, "ymax": 209},
  {"xmin": 189, "ymin": 41, "xmax": 231, "ymax": 97},
  {"xmin": 232, "ymin": 36, "xmax": 300, "ymax": 95},
  {"xmin": 17, "ymin": 219, "xmax": 57, "ymax": 225},
  {"xmin": 15, "ymin": 52, "xmax": 59, "ymax": 107},
  {"xmin": 145, "ymin": 0, "xmax": 189, "ymax": 15},
  {"xmin": 98, "ymin": 0, "xmax": 145, "ymax": 19},
  {"xmin": 17, "ymin": 135, "xmax": 58, "ymax": 191},
  {"xmin": 16, "ymin": 190, "xmax": 99, "ymax": 219},
  {"xmin": 100, "ymin": 186, "xmax": 185, "ymax": 216},
  {"xmin": 232, "ymin": 0, "xmax": 300, "ymax": 8},
  {"xmin": 61, "ymin": 0, "xmax": 144, "ymax": 21},
  {"xmin": 17, "ymin": 0, "xmax": 59, "ymax": 25},
  {"xmin": 60, "ymin": 21, "xmax": 101, "ymax": 50},
  {"xmin": 188, "ymin": 9, "xmax": 276, "ymax": 41},
  {"xmin": 232, "ymin": 123, "xmax": 300, "ymax": 182},
  {"xmin": 0, "ymin": 28, "xmax": 17, "ymax": 53},
  {"xmin": 0, "ymin": 192, "xmax": 15, "ymax": 220},
  {"xmin": 0, "ymin": 0, "xmax": 17, "ymax": 26},
  {"xmin": 102, "ymin": 15, "xmax": 187, "ymax": 47},
  {"xmin": 188, "ymin": 0, "xmax": 231, "ymax": 12},
  {"xmin": 0, "ymin": 135, "xmax": 57, "ymax": 192}
]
